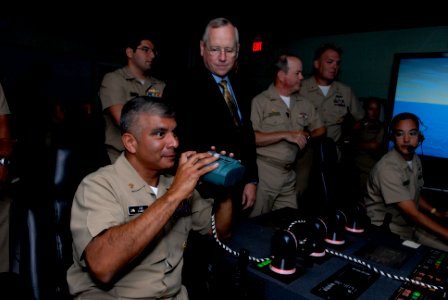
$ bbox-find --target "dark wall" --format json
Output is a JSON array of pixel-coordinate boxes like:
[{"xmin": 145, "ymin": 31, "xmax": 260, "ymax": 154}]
[{"xmin": 283, "ymin": 26, "xmax": 448, "ymax": 100}]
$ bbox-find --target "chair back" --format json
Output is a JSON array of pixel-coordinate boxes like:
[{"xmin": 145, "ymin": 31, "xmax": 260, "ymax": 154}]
[{"xmin": 20, "ymin": 147, "xmax": 80, "ymax": 300}]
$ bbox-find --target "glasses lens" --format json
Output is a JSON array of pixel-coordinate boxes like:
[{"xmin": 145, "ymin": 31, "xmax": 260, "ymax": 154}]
[
  {"xmin": 207, "ymin": 47, "xmax": 236, "ymax": 57},
  {"xmin": 137, "ymin": 47, "xmax": 157, "ymax": 55}
]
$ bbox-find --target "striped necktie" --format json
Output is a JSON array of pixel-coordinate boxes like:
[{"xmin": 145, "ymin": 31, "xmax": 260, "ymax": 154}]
[{"xmin": 219, "ymin": 79, "xmax": 240, "ymax": 127}]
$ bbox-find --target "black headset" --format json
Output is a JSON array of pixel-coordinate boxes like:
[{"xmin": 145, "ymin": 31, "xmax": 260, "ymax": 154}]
[{"xmin": 388, "ymin": 112, "xmax": 425, "ymax": 143}]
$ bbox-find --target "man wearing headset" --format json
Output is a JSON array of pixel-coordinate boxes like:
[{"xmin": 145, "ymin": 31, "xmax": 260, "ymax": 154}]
[{"xmin": 364, "ymin": 112, "xmax": 448, "ymax": 251}]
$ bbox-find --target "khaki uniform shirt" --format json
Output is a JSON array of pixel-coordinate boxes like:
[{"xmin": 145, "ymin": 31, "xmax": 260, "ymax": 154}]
[
  {"xmin": 299, "ymin": 77, "xmax": 364, "ymax": 142},
  {"xmin": 364, "ymin": 148, "xmax": 423, "ymax": 240},
  {"xmin": 249, "ymin": 84, "xmax": 323, "ymax": 216},
  {"xmin": 67, "ymin": 154, "xmax": 213, "ymax": 299},
  {"xmin": 100, "ymin": 66, "xmax": 165, "ymax": 161},
  {"xmin": 251, "ymin": 84, "xmax": 323, "ymax": 165}
]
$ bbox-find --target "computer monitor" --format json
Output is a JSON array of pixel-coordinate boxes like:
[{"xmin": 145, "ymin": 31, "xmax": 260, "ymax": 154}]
[{"xmin": 387, "ymin": 52, "xmax": 448, "ymax": 190}]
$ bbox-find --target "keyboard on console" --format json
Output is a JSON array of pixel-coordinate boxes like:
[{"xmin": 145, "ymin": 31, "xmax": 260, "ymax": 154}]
[{"xmin": 390, "ymin": 248, "xmax": 448, "ymax": 299}]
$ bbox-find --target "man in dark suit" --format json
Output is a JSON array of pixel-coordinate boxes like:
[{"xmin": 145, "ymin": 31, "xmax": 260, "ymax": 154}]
[
  {"xmin": 163, "ymin": 17, "xmax": 259, "ymax": 299},
  {"xmin": 163, "ymin": 17, "xmax": 258, "ymax": 213}
]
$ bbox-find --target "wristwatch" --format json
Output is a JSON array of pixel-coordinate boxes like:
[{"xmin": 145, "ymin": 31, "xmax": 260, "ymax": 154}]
[{"xmin": 0, "ymin": 157, "xmax": 11, "ymax": 166}]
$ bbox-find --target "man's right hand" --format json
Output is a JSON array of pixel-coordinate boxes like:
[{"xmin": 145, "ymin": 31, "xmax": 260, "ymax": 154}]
[{"xmin": 170, "ymin": 151, "xmax": 220, "ymax": 199}]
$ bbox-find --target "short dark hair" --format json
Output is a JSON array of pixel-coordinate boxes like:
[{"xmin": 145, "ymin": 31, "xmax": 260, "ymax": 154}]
[
  {"xmin": 361, "ymin": 97, "xmax": 383, "ymax": 111},
  {"xmin": 313, "ymin": 43, "xmax": 343, "ymax": 61},
  {"xmin": 390, "ymin": 112, "xmax": 421, "ymax": 133},
  {"xmin": 122, "ymin": 35, "xmax": 156, "ymax": 51},
  {"xmin": 120, "ymin": 96, "xmax": 175, "ymax": 136}
]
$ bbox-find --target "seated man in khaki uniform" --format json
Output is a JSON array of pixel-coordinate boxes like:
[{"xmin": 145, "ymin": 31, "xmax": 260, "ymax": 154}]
[
  {"xmin": 365, "ymin": 112, "xmax": 448, "ymax": 252},
  {"xmin": 68, "ymin": 96, "xmax": 233, "ymax": 299}
]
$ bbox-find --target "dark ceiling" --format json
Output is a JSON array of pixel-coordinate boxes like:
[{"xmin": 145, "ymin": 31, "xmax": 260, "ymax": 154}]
[
  {"xmin": 4, "ymin": 13, "xmax": 447, "ymax": 43},
  {"xmin": 1, "ymin": 14, "xmax": 446, "ymax": 64}
]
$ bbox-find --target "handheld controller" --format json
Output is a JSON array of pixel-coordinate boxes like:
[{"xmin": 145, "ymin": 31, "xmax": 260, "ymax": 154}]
[{"xmin": 201, "ymin": 152, "xmax": 246, "ymax": 187}]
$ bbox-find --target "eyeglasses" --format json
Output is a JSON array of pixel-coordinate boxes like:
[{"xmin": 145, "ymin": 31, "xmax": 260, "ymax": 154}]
[
  {"xmin": 136, "ymin": 47, "xmax": 157, "ymax": 55},
  {"xmin": 206, "ymin": 46, "xmax": 237, "ymax": 57},
  {"xmin": 394, "ymin": 129, "xmax": 419, "ymax": 138}
]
